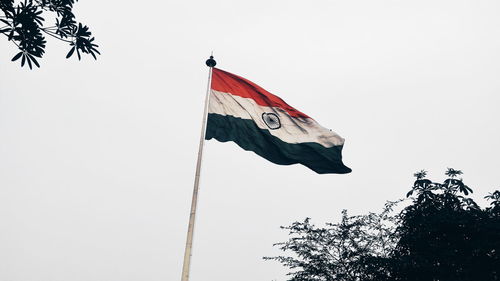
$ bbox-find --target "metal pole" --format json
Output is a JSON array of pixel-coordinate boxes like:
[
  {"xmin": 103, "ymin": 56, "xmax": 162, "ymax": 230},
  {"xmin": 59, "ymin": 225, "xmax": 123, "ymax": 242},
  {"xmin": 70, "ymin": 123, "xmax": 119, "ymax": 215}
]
[{"xmin": 180, "ymin": 56, "xmax": 217, "ymax": 281}]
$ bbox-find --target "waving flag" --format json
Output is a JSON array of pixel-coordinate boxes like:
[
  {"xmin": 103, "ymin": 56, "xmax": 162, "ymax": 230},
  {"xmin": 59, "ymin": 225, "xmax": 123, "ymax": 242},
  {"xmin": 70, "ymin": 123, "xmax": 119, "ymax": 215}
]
[{"xmin": 205, "ymin": 68, "xmax": 351, "ymax": 174}]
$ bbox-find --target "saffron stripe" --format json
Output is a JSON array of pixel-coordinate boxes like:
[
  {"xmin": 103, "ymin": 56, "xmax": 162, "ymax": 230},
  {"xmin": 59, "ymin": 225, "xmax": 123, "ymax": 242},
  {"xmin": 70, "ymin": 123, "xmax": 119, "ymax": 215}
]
[{"xmin": 211, "ymin": 68, "xmax": 310, "ymax": 118}]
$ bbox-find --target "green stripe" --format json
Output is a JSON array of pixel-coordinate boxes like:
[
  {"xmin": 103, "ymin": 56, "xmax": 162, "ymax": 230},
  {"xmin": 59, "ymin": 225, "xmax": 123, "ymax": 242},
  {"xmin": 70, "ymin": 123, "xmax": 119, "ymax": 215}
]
[{"xmin": 205, "ymin": 113, "xmax": 352, "ymax": 174}]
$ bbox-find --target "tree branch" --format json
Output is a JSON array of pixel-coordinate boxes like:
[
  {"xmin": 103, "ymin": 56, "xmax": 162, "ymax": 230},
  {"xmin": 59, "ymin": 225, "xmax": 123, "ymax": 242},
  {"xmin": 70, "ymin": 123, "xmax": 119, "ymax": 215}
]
[
  {"xmin": 2, "ymin": 32, "xmax": 21, "ymax": 48},
  {"xmin": 41, "ymin": 29, "xmax": 73, "ymax": 43}
]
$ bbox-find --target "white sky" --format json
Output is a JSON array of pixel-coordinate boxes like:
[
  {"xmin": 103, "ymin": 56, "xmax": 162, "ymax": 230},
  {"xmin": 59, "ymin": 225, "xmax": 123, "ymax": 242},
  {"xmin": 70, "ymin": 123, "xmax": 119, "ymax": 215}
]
[{"xmin": 1, "ymin": 0, "xmax": 500, "ymax": 280}]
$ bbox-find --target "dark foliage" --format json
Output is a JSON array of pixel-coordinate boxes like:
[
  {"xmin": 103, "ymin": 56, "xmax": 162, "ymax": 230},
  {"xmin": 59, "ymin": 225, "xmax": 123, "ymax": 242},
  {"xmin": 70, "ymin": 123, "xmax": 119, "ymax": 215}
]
[
  {"xmin": 393, "ymin": 168, "xmax": 500, "ymax": 281},
  {"xmin": 267, "ymin": 169, "xmax": 500, "ymax": 281},
  {"xmin": 264, "ymin": 202, "xmax": 401, "ymax": 281},
  {"xmin": 1, "ymin": 0, "xmax": 99, "ymax": 69}
]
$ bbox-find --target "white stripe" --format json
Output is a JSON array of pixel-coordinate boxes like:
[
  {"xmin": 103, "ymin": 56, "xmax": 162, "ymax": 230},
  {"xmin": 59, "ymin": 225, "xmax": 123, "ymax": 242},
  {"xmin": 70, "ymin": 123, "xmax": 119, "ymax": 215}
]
[{"xmin": 208, "ymin": 90, "xmax": 345, "ymax": 148}]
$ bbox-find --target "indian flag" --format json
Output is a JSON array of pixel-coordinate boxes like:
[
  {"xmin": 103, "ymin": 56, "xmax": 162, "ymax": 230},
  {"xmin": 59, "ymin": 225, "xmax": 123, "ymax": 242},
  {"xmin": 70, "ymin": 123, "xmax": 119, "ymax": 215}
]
[{"xmin": 205, "ymin": 68, "xmax": 351, "ymax": 174}]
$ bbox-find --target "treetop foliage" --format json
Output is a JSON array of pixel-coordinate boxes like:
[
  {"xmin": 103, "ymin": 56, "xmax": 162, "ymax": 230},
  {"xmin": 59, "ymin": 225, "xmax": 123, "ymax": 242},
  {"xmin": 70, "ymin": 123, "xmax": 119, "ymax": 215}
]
[
  {"xmin": 267, "ymin": 168, "xmax": 500, "ymax": 281},
  {"xmin": 0, "ymin": 0, "xmax": 99, "ymax": 69},
  {"xmin": 265, "ymin": 201, "xmax": 401, "ymax": 281}
]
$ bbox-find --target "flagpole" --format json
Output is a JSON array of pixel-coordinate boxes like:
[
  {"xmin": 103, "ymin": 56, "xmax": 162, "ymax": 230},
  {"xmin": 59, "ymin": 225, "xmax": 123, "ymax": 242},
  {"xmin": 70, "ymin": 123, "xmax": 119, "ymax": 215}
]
[{"xmin": 180, "ymin": 55, "xmax": 216, "ymax": 281}]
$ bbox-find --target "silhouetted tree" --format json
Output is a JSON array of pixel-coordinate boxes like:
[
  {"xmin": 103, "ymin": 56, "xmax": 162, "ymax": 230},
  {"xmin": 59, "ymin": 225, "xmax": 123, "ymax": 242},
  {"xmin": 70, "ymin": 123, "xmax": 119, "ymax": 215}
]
[
  {"xmin": 264, "ymin": 201, "xmax": 400, "ymax": 281},
  {"xmin": 267, "ymin": 169, "xmax": 500, "ymax": 281},
  {"xmin": 0, "ymin": 0, "xmax": 99, "ymax": 69},
  {"xmin": 393, "ymin": 169, "xmax": 499, "ymax": 281}
]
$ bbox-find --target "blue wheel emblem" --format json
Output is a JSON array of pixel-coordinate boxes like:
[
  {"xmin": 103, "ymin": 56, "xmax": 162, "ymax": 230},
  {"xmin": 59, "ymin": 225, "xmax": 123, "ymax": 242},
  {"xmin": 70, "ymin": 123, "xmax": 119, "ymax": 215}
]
[{"xmin": 262, "ymin": 113, "xmax": 281, "ymax": 130}]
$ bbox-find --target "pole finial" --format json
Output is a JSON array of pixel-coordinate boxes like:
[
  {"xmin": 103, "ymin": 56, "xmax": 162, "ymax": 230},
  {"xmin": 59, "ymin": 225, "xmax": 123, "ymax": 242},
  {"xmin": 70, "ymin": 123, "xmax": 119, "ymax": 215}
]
[{"xmin": 205, "ymin": 55, "xmax": 216, "ymax": 67}]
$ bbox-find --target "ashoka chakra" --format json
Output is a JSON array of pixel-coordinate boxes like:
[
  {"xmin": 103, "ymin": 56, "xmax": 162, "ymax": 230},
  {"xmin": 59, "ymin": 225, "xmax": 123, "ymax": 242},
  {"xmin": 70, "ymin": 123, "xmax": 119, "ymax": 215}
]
[{"xmin": 262, "ymin": 113, "xmax": 281, "ymax": 130}]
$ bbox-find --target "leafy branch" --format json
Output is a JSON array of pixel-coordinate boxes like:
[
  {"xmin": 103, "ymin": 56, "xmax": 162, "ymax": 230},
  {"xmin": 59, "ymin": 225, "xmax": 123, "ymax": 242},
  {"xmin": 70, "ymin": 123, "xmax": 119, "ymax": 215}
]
[{"xmin": 1, "ymin": 0, "xmax": 99, "ymax": 69}]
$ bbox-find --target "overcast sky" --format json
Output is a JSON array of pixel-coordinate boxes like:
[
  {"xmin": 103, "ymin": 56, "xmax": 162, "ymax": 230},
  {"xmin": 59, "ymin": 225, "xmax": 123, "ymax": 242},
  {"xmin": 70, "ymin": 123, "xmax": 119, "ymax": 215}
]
[{"xmin": 1, "ymin": 1, "xmax": 500, "ymax": 281}]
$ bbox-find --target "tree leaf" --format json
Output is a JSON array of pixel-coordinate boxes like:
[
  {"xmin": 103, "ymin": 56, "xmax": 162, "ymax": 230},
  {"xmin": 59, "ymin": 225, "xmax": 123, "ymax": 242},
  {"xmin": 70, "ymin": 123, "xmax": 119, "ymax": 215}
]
[
  {"xmin": 27, "ymin": 56, "xmax": 33, "ymax": 69},
  {"xmin": 406, "ymin": 190, "xmax": 414, "ymax": 198},
  {"xmin": 29, "ymin": 54, "xmax": 40, "ymax": 68},
  {"xmin": 66, "ymin": 47, "xmax": 75, "ymax": 58},
  {"xmin": 11, "ymin": 52, "xmax": 23, "ymax": 61}
]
